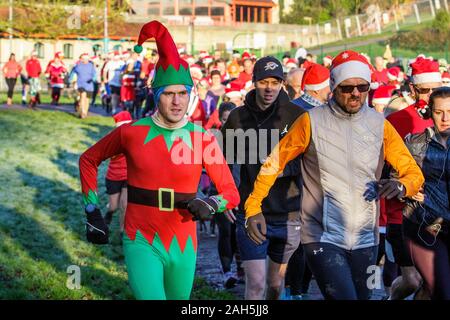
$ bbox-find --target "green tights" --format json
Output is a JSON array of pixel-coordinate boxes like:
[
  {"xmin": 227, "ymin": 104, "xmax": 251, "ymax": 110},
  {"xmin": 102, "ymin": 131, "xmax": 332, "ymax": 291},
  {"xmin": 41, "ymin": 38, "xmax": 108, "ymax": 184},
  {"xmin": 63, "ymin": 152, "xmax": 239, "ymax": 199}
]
[{"xmin": 123, "ymin": 230, "xmax": 197, "ymax": 300}]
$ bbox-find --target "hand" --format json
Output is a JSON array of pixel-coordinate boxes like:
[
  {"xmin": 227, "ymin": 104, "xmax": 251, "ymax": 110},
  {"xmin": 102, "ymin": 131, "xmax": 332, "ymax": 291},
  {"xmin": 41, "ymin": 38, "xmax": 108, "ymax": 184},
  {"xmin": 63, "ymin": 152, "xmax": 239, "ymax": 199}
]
[
  {"xmin": 378, "ymin": 179, "xmax": 406, "ymax": 200},
  {"xmin": 187, "ymin": 197, "xmax": 219, "ymax": 221},
  {"xmin": 412, "ymin": 188, "xmax": 425, "ymax": 203},
  {"xmin": 224, "ymin": 209, "xmax": 236, "ymax": 223},
  {"xmin": 245, "ymin": 213, "xmax": 266, "ymax": 245},
  {"xmin": 85, "ymin": 206, "xmax": 109, "ymax": 244}
]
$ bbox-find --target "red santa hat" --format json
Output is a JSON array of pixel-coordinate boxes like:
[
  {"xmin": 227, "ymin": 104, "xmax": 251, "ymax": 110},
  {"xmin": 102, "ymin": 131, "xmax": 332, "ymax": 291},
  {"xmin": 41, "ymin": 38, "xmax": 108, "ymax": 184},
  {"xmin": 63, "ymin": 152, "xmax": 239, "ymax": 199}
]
[
  {"xmin": 387, "ymin": 66, "xmax": 404, "ymax": 82},
  {"xmin": 285, "ymin": 58, "xmax": 298, "ymax": 69},
  {"xmin": 190, "ymin": 64, "xmax": 203, "ymax": 76},
  {"xmin": 301, "ymin": 60, "xmax": 313, "ymax": 69},
  {"xmin": 301, "ymin": 63, "xmax": 330, "ymax": 91},
  {"xmin": 183, "ymin": 55, "xmax": 195, "ymax": 65},
  {"xmin": 442, "ymin": 71, "xmax": 450, "ymax": 84},
  {"xmin": 372, "ymin": 85, "xmax": 396, "ymax": 106},
  {"xmin": 410, "ymin": 56, "xmax": 441, "ymax": 84},
  {"xmin": 225, "ymin": 81, "xmax": 245, "ymax": 99},
  {"xmin": 113, "ymin": 111, "xmax": 133, "ymax": 127},
  {"xmin": 80, "ymin": 53, "xmax": 90, "ymax": 59},
  {"xmin": 199, "ymin": 50, "xmax": 208, "ymax": 59},
  {"xmin": 202, "ymin": 55, "xmax": 214, "ymax": 65},
  {"xmin": 241, "ymin": 52, "xmax": 251, "ymax": 61},
  {"xmin": 323, "ymin": 55, "xmax": 333, "ymax": 65},
  {"xmin": 329, "ymin": 50, "xmax": 371, "ymax": 91}
]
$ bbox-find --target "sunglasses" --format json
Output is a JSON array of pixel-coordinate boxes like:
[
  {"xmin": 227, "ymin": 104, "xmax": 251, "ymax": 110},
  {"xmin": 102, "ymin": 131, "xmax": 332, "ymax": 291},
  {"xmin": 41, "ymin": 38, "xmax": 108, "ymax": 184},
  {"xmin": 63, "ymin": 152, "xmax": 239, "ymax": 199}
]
[
  {"xmin": 338, "ymin": 84, "xmax": 370, "ymax": 93},
  {"xmin": 414, "ymin": 86, "xmax": 439, "ymax": 94}
]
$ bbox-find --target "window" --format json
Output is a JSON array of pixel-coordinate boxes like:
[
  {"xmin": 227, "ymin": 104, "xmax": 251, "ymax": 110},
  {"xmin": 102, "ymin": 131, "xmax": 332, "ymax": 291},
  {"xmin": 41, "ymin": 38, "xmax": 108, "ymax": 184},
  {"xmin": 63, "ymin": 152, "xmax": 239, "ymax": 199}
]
[
  {"xmin": 34, "ymin": 42, "xmax": 44, "ymax": 59},
  {"xmin": 113, "ymin": 44, "xmax": 123, "ymax": 52},
  {"xmin": 93, "ymin": 44, "xmax": 102, "ymax": 55},
  {"xmin": 63, "ymin": 43, "xmax": 73, "ymax": 59}
]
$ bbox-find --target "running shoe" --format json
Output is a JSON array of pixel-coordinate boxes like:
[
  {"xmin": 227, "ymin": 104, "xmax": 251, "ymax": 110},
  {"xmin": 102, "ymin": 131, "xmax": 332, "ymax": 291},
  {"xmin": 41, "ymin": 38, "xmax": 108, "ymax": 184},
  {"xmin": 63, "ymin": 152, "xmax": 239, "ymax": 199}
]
[{"xmin": 223, "ymin": 271, "xmax": 238, "ymax": 289}]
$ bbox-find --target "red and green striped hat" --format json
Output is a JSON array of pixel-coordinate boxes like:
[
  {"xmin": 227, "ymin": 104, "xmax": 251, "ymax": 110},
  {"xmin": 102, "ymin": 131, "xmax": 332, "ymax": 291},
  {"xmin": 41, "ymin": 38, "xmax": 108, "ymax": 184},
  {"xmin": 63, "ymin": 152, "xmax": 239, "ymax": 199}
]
[{"xmin": 134, "ymin": 20, "xmax": 193, "ymax": 88}]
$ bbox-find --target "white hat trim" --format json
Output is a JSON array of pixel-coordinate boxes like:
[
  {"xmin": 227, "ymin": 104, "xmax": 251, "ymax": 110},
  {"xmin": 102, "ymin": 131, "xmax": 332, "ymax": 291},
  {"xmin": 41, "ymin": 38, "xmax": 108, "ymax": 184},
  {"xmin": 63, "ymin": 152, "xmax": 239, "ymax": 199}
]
[
  {"xmin": 304, "ymin": 79, "xmax": 330, "ymax": 91},
  {"xmin": 412, "ymin": 72, "xmax": 442, "ymax": 84}
]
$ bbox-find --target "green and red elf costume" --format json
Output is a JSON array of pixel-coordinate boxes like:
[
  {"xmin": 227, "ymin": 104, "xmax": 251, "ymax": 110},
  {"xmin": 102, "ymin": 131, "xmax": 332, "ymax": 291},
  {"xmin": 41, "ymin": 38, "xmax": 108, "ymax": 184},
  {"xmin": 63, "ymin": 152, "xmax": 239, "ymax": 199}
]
[{"xmin": 79, "ymin": 21, "xmax": 240, "ymax": 300}]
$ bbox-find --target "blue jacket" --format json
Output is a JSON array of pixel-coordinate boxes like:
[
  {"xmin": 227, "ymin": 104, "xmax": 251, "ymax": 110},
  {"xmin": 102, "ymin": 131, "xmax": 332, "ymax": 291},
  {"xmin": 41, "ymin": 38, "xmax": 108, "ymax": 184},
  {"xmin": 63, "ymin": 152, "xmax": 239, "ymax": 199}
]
[
  {"xmin": 292, "ymin": 93, "xmax": 323, "ymax": 110},
  {"xmin": 405, "ymin": 127, "xmax": 450, "ymax": 223},
  {"xmin": 70, "ymin": 61, "xmax": 96, "ymax": 92}
]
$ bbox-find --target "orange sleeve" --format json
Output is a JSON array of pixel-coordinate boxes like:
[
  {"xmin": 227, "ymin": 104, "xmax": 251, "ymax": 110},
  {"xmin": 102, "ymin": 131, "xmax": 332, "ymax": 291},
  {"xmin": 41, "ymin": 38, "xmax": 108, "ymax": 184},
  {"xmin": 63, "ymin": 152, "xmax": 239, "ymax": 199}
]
[
  {"xmin": 383, "ymin": 120, "xmax": 425, "ymax": 197},
  {"xmin": 244, "ymin": 113, "xmax": 311, "ymax": 218}
]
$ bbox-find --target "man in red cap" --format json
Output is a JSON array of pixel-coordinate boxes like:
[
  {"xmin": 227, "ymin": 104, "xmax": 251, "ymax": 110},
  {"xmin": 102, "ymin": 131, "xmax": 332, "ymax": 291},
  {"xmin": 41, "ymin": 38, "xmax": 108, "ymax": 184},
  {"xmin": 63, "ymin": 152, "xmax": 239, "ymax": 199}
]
[
  {"xmin": 292, "ymin": 63, "xmax": 330, "ymax": 110},
  {"xmin": 245, "ymin": 50, "xmax": 424, "ymax": 300},
  {"xmin": 384, "ymin": 56, "xmax": 442, "ymax": 300}
]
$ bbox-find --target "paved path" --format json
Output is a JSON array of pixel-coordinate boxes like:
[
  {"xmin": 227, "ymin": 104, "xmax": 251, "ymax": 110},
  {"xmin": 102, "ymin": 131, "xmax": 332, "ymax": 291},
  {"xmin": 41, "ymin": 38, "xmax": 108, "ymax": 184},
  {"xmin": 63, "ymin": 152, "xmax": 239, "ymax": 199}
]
[
  {"xmin": 0, "ymin": 102, "xmax": 110, "ymax": 117},
  {"xmin": 196, "ymin": 223, "xmax": 387, "ymax": 300}
]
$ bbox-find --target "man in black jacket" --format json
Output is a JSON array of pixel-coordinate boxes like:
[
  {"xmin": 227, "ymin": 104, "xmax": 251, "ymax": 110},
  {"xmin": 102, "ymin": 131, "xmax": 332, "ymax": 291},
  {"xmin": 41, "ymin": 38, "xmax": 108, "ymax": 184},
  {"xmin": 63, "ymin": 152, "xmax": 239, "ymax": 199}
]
[{"xmin": 221, "ymin": 56, "xmax": 305, "ymax": 299}]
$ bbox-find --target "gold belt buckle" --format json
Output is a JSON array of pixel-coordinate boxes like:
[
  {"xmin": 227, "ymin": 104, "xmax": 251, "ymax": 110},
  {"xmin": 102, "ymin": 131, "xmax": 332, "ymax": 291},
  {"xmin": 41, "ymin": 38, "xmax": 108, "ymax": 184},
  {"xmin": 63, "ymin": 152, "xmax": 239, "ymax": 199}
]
[{"xmin": 158, "ymin": 188, "xmax": 174, "ymax": 211}]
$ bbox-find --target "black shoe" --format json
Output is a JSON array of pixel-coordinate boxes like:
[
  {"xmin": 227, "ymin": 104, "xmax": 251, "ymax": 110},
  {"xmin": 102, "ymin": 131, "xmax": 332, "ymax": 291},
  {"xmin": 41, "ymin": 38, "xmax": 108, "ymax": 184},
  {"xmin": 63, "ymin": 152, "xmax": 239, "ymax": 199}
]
[{"xmin": 224, "ymin": 272, "xmax": 238, "ymax": 289}]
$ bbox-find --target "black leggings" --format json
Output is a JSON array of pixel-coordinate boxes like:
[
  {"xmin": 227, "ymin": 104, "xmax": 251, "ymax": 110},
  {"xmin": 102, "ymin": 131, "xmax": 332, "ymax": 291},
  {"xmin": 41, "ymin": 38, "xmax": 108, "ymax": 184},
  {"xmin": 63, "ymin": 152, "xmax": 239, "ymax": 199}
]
[
  {"xmin": 285, "ymin": 244, "xmax": 313, "ymax": 295},
  {"xmin": 51, "ymin": 87, "xmax": 61, "ymax": 103},
  {"xmin": 304, "ymin": 242, "xmax": 378, "ymax": 300},
  {"xmin": 215, "ymin": 212, "xmax": 241, "ymax": 274},
  {"xmin": 5, "ymin": 77, "xmax": 16, "ymax": 99},
  {"xmin": 377, "ymin": 232, "xmax": 399, "ymax": 288},
  {"xmin": 404, "ymin": 219, "xmax": 450, "ymax": 300}
]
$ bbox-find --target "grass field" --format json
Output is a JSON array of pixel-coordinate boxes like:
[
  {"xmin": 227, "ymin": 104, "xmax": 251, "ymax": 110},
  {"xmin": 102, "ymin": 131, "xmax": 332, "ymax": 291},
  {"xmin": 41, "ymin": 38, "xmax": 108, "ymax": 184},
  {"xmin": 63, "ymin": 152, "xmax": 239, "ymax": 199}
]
[{"xmin": 0, "ymin": 109, "xmax": 234, "ymax": 299}]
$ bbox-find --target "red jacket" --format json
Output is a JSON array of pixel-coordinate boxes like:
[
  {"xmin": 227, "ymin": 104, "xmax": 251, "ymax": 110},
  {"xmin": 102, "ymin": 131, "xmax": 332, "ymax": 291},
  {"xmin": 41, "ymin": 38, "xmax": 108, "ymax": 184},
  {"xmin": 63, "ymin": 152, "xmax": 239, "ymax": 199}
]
[
  {"xmin": 385, "ymin": 103, "xmax": 433, "ymax": 224},
  {"xmin": 120, "ymin": 73, "xmax": 136, "ymax": 102},
  {"xmin": 3, "ymin": 60, "xmax": 22, "ymax": 78},
  {"xmin": 46, "ymin": 62, "xmax": 66, "ymax": 86},
  {"xmin": 26, "ymin": 58, "xmax": 42, "ymax": 78}
]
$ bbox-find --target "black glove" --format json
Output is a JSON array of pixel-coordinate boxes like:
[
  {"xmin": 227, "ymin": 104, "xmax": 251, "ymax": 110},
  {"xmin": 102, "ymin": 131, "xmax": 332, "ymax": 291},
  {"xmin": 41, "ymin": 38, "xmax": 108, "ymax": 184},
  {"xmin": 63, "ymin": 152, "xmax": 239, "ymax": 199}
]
[
  {"xmin": 187, "ymin": 197, "xmax": 219, "ymax": 221},
  {"xmin": 85, "ymin": 205, "xmax": 109, "ymax": 244}
]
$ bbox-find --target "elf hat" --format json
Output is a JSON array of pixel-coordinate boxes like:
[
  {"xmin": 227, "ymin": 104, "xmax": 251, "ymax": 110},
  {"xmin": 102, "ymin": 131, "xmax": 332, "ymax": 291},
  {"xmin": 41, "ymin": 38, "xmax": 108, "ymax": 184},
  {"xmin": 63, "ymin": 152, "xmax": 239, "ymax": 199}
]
[
  {"xmin": 301, "ymin": 63, "xmax": 330, "ymax": 91},
  {"xmin": 113, "ymin": 111, "xmax": 133, "ymax": 127},
  {"xmin": 372, "ymin": 85, "xmax": 396, "ymax": 106},
  {"xmin": 410, "ymin": 56, "xmax": 441, "ymax": 84},
  {"xmin": 134, "ymin": 20, "xmax": 193, "ymax": 88},
  {"xmin": 330, "ymin": 50, "xmax": 371, "ymax": 91}
]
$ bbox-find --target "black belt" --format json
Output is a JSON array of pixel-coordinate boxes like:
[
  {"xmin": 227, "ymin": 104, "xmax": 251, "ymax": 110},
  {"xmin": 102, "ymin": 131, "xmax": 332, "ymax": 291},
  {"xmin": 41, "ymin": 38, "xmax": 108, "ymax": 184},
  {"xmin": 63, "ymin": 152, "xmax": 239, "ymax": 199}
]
[{"xmin": 127, "ymin": 185, "xmax": 196, "ymax": 211}]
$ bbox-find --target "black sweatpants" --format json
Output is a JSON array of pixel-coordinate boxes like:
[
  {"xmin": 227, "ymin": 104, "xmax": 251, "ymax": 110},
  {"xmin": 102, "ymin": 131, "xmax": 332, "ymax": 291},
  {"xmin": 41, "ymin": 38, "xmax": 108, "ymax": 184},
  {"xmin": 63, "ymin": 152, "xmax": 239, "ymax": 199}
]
[{"xmin": 304, "ymin": 242, "xmax": 378, "ymax": 300}]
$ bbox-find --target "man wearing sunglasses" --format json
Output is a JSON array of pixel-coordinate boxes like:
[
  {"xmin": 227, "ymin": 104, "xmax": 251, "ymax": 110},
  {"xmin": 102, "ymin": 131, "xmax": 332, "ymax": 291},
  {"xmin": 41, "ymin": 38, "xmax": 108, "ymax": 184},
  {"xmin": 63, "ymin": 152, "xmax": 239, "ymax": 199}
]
[
  {"xmin": 383, "ymin": 56, "xmax": 442, "ymax": 300},
  {"xmin": 245, "ymin": 50, "xmax": 424, "ymax": 300}
]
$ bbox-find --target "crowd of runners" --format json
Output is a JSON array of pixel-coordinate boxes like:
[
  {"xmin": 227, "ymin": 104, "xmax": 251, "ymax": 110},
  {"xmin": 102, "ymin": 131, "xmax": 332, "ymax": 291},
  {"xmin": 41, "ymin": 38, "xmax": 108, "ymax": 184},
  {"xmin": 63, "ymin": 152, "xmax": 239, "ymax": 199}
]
[{"xmin": 5, "ymin": 19, "xmax": 448, "ymax": 301}]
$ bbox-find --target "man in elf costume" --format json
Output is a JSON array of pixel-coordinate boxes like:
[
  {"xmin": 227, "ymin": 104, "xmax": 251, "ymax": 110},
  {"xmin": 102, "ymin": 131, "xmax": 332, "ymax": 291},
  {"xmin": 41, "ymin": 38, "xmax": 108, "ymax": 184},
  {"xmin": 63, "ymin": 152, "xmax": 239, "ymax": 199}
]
[{"xmin": 79, "ymin": 20, "xmax": 240, "ymax": 300}]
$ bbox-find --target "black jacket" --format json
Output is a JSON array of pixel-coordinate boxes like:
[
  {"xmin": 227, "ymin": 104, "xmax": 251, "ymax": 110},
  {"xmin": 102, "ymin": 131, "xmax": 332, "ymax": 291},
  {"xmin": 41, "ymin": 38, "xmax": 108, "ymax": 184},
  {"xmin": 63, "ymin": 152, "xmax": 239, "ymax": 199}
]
[{"xmin": 221, "ymin": 89, "xmax": 305, "ymax": 221}]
